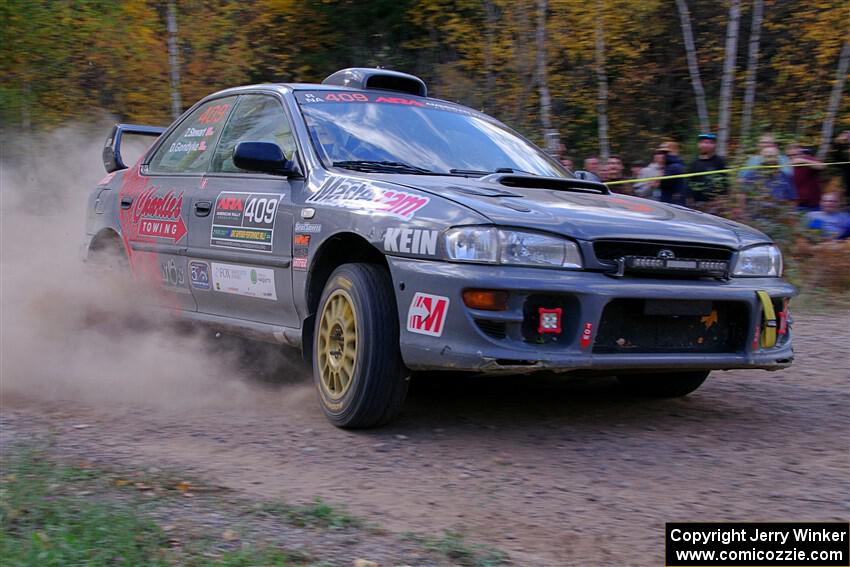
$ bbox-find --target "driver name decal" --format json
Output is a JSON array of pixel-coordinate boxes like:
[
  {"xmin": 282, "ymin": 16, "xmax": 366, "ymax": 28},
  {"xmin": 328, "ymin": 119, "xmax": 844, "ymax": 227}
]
[{"xmin": 307, "ymin": 178, "xmax": 429, "ymax": 220}]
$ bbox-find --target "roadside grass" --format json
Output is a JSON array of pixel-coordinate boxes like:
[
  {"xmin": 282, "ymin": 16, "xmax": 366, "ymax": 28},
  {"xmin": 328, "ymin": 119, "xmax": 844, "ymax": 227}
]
[
  {"xmin": 1, "ymin": 445, "xmax": 511, "ymax": 566},
  {"xmin": 253, "ymin": 498, "xmax": 362, "ymax": 529},
  {"xmin": 404, "ymin": 530, "xmax": 510, "ymax": 567},
  {"xmin": 0, "ymin": 448, "xmax": 309, "ymax": 566}
]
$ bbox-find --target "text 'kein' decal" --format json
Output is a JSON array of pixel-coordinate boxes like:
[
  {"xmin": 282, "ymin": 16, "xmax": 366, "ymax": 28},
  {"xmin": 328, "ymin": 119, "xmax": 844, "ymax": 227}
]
[
  {"xmin": 407, "ymin": 293, "xmax": 450, "ymax": 337},
  {"xmin": 384, "ymin": 228, "xmax": 438, "ymax": 256}
]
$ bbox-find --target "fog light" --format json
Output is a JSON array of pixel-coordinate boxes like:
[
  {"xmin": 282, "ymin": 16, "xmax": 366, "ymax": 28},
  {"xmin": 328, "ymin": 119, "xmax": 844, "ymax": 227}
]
[
  {"xmin": 537, "ymin": 307, "xmax": 562, "ymax": 334},
  {"xmin": 463, "ymin": 289, "xmax": 509, "ymax": 311}
]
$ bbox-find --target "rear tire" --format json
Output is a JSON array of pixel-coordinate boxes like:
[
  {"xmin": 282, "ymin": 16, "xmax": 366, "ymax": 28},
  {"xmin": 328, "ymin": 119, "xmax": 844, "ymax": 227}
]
[
  {"xmin": 312, "ymin": 263, "xmax": 409, "ymax": 428},
  {"xmin": 616, "ymin": 370, "xmax": 710, "ymax": 398}
]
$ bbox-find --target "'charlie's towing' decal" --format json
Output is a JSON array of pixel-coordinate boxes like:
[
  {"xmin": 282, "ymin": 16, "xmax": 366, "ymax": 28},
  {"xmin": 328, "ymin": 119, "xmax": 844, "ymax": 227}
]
[{"xmin": 131, "ymin": 188, "xmax": 187, "ymax": 241}]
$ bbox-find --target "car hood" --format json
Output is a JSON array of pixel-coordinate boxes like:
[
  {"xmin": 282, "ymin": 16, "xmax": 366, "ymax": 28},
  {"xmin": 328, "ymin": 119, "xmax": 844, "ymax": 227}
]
[{"xmin": 390, "ymin": 175, "xmax": 769, "ymax": 249}]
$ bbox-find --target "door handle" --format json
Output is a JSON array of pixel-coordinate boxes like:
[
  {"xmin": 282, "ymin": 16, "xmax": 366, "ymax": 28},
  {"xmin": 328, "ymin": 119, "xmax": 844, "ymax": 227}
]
[
  {"xmin": 194, "ymin": 201, "xmax": 212, "ymax": 217},
  {"xmin": 120, "ymin": 196, "xmax": 133, "ymax": 209}
]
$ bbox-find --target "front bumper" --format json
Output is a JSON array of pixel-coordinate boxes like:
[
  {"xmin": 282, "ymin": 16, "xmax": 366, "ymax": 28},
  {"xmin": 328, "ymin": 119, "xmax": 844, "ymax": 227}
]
[{"xmin": 388, "ymin": 258, "xmax": 797, "ymax": 374}]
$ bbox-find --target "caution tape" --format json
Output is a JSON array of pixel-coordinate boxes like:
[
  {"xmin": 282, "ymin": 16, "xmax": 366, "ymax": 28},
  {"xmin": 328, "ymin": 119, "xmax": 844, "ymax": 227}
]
[{"xmin": 603, "ymin": 160, "xmax": 850, "ymax": 186}]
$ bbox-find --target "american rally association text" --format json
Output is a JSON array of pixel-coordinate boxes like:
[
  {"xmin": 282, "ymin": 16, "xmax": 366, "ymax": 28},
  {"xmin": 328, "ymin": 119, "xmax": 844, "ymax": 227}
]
[{"xmin": 670, "ymin": 527, "xmax": 848, "ymax": 546}]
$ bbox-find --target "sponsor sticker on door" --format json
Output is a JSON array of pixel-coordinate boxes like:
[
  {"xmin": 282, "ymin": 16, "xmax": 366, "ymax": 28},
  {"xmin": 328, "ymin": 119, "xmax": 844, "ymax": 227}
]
[
  {"xmin": 210, "ymin": 192, "xmax": 280, "ymax": 253},
  {"xmin": 210, "ymin": 262, "xmax": 277, "ymax": 301},
  {"xmin": 406, "ymin": 293, "xmax": 449, "ymax": 337}
]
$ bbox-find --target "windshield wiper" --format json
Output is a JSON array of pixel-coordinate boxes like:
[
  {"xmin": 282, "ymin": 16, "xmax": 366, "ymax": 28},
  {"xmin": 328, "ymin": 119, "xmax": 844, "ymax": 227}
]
[
  {"xmin": 332, "ymin": 160, "xmax": 437, "ymax": 175},
  {"xmin": 449, "ymin": 167, "xmax": 539, "ymax": 177}
]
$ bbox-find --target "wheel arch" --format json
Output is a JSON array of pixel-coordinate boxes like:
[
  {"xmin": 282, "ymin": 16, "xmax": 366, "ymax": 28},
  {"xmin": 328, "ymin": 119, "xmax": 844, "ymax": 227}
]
[
  {"xmin": 302, "ymin": 232, "xmax": 390, "ymax": 361},
  {"xmin": 87, "ymin": 227, "xmax": 125, "ymax": 258}
]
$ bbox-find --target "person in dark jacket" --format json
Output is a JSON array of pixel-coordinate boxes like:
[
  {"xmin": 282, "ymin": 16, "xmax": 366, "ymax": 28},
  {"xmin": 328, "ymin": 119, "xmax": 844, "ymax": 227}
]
[
  {"xmin": 657, "ymin": 141, "xmax": 688, "ymax": 205},
  {"xmin": 688, "ymin": 133, "xmax": 728, "ymax": 210}
]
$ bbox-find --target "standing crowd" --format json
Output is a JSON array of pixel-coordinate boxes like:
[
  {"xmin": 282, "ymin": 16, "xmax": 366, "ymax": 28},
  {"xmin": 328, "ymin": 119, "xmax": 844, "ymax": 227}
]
[{"xmin": 561, "ymin": 131, "xmax": 850, "ymax": 240}]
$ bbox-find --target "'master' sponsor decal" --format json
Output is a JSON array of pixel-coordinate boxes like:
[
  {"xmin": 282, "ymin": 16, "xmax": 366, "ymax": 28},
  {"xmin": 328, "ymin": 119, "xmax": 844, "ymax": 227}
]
[{"xmin": 307, "ymin": 178, "xmax": 429, "ymax": 220}]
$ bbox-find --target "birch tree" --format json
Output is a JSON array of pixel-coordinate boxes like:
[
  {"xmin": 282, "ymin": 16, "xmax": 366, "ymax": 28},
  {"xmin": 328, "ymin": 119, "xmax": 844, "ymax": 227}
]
[
  {"xmin": 817, "ymin": 39, "xmax": 850, "ymax": 160},
  {"xmin": 735, "ymin": 0, "xmax": 763, "ymax": 162},
  {"xmin": 675, "ymin": 0, "xmax": 709, "ymax": 133},
  {"xmin": 536, "ymin": 0, "xmax": 559, "ymax": 156},
  {"xmin": 594, "ymin": 12, "xmax": 610, "ymax": 162},
  {"xmin": 716, "ymin": 0, "xmax": 741, "ymax": 158},
  {"xmin": 167, "ymin": 0, "xmax": 182, "ymax": 120}
]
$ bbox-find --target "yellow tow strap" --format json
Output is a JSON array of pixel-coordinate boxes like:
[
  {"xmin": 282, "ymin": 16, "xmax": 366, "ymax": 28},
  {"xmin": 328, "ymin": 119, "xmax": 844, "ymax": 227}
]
[{"xmin": 756, "ymin": 290, "xmax": 777, "ymax": 349}]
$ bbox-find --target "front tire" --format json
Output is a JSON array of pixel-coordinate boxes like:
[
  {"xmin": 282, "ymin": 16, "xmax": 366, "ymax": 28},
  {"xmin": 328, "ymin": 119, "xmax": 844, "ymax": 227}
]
[
  {"xmin": 617, "ymin": 370, "xmax": 710, "ymax": 398},
  {"xmin": 313, "ymin": 263, "xmax": 409, "ymax": 428}
]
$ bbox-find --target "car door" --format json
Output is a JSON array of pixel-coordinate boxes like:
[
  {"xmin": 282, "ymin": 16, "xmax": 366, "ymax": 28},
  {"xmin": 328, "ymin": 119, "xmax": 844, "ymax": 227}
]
[
  {"xmin": 121, "ymin": 96, "xmax": 237, "ymax": 312},
  {"xmin": 187, "ymin": 93, "xmax": 300, "ymax": 328}
]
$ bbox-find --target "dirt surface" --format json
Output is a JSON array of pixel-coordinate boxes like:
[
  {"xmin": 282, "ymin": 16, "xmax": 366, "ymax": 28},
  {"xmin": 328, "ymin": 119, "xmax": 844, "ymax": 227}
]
[{"xmin": 2, "ymin": 313, "xmax": 849, "ymax": 566}]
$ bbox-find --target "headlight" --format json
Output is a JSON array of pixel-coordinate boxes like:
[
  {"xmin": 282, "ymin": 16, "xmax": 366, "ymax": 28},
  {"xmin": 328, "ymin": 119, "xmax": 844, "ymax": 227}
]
[
  {"xmin": 444, "ymin": 227, "xmax": 582, "ymax": 268},
  {"xmin": 732, "ymin": 245, "xmax": 783, "ymax": 277}
]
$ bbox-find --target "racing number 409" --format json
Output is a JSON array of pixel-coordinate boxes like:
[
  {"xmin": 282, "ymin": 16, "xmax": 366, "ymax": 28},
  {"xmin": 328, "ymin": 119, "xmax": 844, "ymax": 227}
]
[{"xmin": 244, "ymin": 197, "xmax": 277, "ymax": 224}]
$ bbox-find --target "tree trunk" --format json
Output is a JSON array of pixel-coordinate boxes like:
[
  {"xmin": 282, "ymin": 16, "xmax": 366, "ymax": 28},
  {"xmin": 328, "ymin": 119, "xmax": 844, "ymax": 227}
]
[
  {"xmin": 675, "ymin": 0, "xmax": 710, "ymax": 133},
  {"xmin": 483, "ymin": 0, "xmax": 498, "ymax": 110},
  {"xmin": 167, "ymin": 0, "xmax": 182, "ymax": 120},
  {"xmin": 817, "ymin": 39, "xmax": 850, "ymax": 160},
  {"xmin": 716, "ymin": 0, "xmax": 741, "ymax": 158},
  {"xmin": 594, "ymin": 14, "xmax": 610, "ymax": 162},
  {"xmin": 536, "ymin": 0, "xmax": 559, "ymax": 156},
  {"xmin": 736, "ymin": 0, "xmax": 763, "ymax": 163}
]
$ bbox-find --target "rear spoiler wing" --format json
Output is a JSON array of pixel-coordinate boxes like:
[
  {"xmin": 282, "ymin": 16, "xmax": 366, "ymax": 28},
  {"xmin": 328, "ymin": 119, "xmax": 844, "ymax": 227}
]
[{"xmin": 102, "ymin": 123, "xmax": 166, "ymax": 173}]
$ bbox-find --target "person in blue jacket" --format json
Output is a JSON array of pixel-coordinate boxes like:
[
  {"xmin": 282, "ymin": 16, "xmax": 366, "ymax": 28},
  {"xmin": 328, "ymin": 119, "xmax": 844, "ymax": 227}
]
[{"xmin": 657, "ymin": 141, "xmax": 689, "ymax": 205}]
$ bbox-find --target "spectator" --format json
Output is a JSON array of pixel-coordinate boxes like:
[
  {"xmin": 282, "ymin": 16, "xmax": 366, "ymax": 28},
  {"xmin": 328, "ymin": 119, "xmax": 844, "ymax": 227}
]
[
  {"xmin": 657, "ymin": 141, "xmax": 688, "ymax": 205},
  {"xmin": 804, "ymin": 192, "xmax": 850, "ymax": 239},
  {"xmin": 634, "ymin": 151, "xmax": 664, "ymax": 199},
  {"xmin": 786, "ymin": 144, "xmax": 824, "ymax": 211},
  {"xmin": 688, "ymin": 133, "xmax": 728, "ymax": 209},
  {"xmin": 582, "ymin": 156, "xmax": 601, "ymax": 181},
  {"xmin": 742, "ymin": 134, "xmax": 792, "ymax": 178},
  {"xmin": 629, "ymin": 160, "xmax": 643, "ymax": 180},
  {"xmin": 560, "ymin": 156, "xmax": 574, "ymax": 171},
  {"xmin": 740, "ymin": 146, "xmax": 796, "ymax": 221},
  {"xmin": 830, "ymin": 131, "xmax": 850, "ymax": 210},
  {"xmin": 604, "ymin": 155, "xmax": 625, "ymax": 182}
]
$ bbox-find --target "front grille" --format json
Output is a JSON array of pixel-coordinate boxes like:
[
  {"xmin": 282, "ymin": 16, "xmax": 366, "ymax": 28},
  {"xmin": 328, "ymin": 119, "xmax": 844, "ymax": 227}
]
[
  {"xmin": 593, "ymin": 299, "xmax": 748, "ymax": 354},
  {"xmin": 594, "ymin": 240, "xmax": 733, "ymax": 261},
  {"xmin": 594, "ymin": 240, "xmax": 733, "ymax": 278}
]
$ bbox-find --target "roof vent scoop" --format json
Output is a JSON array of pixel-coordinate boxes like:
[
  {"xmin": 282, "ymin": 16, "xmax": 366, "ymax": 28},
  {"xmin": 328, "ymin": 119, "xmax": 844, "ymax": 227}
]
[{"xmin": 322, "ymin": 68, "xmax": 427, "ymax": 97}]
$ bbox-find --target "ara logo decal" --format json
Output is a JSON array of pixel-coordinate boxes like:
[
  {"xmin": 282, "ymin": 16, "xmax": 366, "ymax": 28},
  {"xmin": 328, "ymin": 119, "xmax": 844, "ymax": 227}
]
[
  {"xmin": 384, "ymin": 228, "xmax": 438, "ymax": 256},
  {"xmin": 407, "ymin": 293, "xmax": 449, "ymax": 337},
  {"xmin": 375, "ymin": 96, "xmax": 425, "ymax": 107},
  {"xmin": 131, "ymin": 188, "xmax": 187, "ymax": 242}
]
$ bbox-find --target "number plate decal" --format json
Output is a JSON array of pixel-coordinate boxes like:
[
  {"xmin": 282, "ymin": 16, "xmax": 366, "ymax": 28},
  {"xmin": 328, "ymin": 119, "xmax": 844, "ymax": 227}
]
[{"xmin": 209, "ymin": 192, "xmax": 280, "ymax": 253}]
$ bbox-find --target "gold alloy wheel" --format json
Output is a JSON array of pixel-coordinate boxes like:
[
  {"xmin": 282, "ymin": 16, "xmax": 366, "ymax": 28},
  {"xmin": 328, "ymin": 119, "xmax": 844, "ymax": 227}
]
[{"xmin": 317, "ymin": 289, "xmax": 358, "ymax": 400}]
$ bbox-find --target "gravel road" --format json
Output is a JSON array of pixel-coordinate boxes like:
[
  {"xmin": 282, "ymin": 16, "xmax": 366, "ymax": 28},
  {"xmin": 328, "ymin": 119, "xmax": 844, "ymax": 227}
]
[{"xmin": 2, "ymin": 312, "xmax": 848, "ymax": 566}]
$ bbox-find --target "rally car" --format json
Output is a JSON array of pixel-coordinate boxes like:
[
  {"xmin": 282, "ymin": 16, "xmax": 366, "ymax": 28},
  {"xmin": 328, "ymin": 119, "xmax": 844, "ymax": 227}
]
[{"xmin": 86, "ymin": 67, "xmax": 796, "ymax": 427}]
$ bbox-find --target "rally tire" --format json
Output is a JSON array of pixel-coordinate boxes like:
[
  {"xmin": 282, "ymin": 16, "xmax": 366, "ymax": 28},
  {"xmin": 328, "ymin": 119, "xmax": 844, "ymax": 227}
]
[
  {"xmin": 312, "ymin": 263, "xmax": 409, "ymax": 428},
  {"xmin": 616, "ymin": 370, "xmax": 710, "ymax": 398}
]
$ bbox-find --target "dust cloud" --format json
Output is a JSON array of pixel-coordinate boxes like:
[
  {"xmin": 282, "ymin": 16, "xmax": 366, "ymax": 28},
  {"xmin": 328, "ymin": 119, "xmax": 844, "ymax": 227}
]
[{"xmin": 0, "ymin": 122, "xmax": 311, "ymax": 412}]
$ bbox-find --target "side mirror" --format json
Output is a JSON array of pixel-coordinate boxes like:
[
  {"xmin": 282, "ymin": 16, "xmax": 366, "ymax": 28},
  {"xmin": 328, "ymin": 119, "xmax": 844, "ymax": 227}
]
[{"xmin": 233, "ymin": 141, "xmax": 298, "ymax": 176}]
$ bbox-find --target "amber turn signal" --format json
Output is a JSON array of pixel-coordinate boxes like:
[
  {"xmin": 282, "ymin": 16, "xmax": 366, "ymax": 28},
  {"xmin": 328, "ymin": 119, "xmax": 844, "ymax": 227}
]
[{"xmin": 462, "ymin": 289, "xmax": 509, "ymax": 311}]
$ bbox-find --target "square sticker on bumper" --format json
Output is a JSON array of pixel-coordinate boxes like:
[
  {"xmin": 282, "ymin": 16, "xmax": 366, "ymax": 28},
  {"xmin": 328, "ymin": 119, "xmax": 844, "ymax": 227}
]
[{"xmin": 407, "ymin": 292, "xmax": 449, "ymax": 337}]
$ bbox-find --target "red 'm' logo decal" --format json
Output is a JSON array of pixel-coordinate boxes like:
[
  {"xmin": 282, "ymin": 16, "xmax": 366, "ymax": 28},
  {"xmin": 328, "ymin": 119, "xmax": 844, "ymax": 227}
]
[{"xmin": 407, "ymin": 293, "xmax": 449, "ymax": 337}]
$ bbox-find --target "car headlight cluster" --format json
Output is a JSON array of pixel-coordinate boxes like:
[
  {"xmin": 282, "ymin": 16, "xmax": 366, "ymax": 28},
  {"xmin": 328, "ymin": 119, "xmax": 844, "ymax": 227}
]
[
  {"xmin": 732, "ymin": 244, "xmax": 783, "ymax": 277},
  {"xmin": 444, "ymin": 226, "xmax": 583, "ymax": 268}
]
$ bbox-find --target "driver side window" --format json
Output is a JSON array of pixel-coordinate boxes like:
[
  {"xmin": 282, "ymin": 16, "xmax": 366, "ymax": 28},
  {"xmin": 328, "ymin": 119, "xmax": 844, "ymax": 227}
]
[{"xmin": 211, "ymin": 95, "xmax": 296, "ymax": 173}]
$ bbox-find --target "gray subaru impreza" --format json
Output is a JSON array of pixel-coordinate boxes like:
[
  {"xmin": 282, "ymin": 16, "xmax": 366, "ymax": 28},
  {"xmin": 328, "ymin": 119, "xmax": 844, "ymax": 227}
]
[{"xmin": 85, "ymin": 67, "xmax": 796, "ymax": 427}]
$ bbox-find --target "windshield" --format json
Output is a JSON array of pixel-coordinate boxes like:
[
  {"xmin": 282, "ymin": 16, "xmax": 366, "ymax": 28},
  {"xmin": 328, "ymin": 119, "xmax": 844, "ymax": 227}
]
[{"xmin": 295, "ymin": 90, "xmax": 569, "ymax": 178}]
